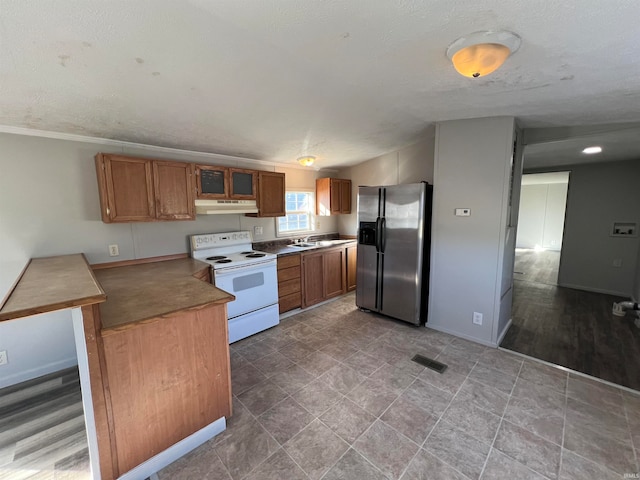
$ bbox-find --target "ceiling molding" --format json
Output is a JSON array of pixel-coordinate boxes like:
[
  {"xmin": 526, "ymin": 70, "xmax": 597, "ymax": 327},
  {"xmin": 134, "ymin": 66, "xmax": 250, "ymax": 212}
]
[{"xmin": 0, "ymin": 124, "xmax": 324, "ymax": 172}]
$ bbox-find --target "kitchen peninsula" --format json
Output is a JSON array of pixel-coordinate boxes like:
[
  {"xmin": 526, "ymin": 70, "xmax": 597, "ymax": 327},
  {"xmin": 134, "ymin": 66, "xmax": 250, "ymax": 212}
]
[{"xmin": 0, "ymin": 253, "xmax": 234, "ymax": 480}]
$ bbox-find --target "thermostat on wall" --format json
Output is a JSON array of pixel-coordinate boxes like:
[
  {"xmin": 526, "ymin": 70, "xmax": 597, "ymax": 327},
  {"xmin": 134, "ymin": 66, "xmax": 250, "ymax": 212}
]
[{"xmin": 455, "ymin": 208, "xmax": 471, "ymax": 217}]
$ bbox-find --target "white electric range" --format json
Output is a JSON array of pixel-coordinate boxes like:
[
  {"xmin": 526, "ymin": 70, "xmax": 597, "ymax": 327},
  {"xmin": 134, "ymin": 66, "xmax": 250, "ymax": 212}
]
[{"xmin": 190, "ymin": 231, "xmax": 279, "ymax": 343}]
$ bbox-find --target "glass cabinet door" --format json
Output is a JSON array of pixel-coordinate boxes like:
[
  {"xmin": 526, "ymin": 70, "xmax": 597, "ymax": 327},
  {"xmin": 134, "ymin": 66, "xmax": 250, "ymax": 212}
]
[
  {"xmin": 196, "ymin": 166, "xmax": 229, "ymax": 198},
  {"xmin": 229, "ymin": 168, "xmax": 257, "ymax": 199}
]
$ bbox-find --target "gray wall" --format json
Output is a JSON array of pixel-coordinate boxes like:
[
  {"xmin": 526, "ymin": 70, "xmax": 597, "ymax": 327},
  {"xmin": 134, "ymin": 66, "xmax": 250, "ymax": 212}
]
[
  {"xmin": 336, "ymin": 131, "xmax": 436, "ymax": 235},
  {"xmin": 527, "ymin": 160, "xmax": 640, "ymax": 296},
  {"xmin": 0, "ymin": 132, "xmax": 337, "ymax": 386},
  {"xmin": 517, "ymin": 182, "xmax": 568, "ymax": 251},
  {"xmin": 428, "ymin": 117, "xmax": 517, "ymax": 346}
]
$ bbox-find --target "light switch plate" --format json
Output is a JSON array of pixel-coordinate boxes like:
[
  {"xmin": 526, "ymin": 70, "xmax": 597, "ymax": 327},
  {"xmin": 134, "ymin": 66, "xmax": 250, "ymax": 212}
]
[{"xmin": 455, "ymin": 208, "xmax": 471, "ymax": 217}]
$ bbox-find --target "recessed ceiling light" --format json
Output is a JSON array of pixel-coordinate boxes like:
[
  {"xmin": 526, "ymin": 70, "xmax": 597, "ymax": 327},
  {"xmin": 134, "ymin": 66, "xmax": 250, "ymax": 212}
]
[{"xmin": 582, "ymin": 146, "xmax": 602, "ymax": 154}]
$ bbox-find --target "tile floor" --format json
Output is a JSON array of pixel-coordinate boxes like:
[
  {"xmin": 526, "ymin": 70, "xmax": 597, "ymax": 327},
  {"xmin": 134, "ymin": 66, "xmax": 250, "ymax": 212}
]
[{"xmin": 158, "ymin": 293, "xmax": 640, "ymax": 480}]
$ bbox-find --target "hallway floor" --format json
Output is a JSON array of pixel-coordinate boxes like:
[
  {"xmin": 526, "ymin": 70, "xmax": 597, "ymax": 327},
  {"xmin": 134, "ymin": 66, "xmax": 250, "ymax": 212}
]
[{"xmin": 502, "ymin": 249, "xmax": 640, "ymax": 391}]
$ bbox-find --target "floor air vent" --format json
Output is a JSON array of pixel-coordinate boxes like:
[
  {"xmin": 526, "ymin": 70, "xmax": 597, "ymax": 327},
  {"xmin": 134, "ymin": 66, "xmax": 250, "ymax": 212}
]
[{"xmin": 412, "ymin": 354, "xmax": 447, "ymax": 373}]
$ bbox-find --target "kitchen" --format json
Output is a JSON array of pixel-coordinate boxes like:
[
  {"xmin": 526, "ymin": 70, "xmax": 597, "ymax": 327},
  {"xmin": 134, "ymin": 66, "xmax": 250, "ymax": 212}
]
[{"xmin": 2, "ymin": 1, "xmax": 640, "ymax": 479}]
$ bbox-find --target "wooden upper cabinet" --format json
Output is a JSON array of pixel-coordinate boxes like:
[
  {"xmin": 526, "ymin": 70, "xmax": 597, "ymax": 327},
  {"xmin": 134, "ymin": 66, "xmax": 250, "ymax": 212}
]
[
  {"xmin": 196, "ymin": 165, "xmax": 229, "ymax": 199},
  {"xmin": 316, "ymin": 178, "xmax": 352, "ymax": 216},
  {"xmin": 229, "ymin": 168, "xmax": 257, "ymax": 199},
  {"xmin": 95, "ymin": 154, "xmax": 195, "ymax": 223},
  {"xmin": 96, "ymin": 154, "xmax": 156, "ymax": 223},
  {"xmin": 339, "ymin": 179, "xmax": 351, "ymax": 214},
  {"xmin": 256, "ymin": 171, "xmax": 285, "ymax": 217},
  {"xmin": 153, "ymin": 161, "xmax": 195, "ymax": 220}
]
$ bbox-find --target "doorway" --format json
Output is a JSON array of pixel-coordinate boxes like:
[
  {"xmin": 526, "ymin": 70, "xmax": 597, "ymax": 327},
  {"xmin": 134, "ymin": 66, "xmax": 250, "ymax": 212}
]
[{"xmin": 513, "ymin": 172, "xmax": 569, "ymax": 286}]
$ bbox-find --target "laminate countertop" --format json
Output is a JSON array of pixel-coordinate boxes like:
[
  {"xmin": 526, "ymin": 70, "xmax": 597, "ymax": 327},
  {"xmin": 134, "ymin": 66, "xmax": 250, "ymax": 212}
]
[
  {"xmin": 94, "ymin": 258, "xmax": 234, "ymax": 333},
  {"xmin": 257, "ymin": 239, "xmax": 357, "ymax": 256},
  {"xmin": 0, "ymin": 254, "xmax": 106, "ymax": 322},
  {"xmin": 0, "ymin": 254, "xmax": 234, "ymax": 333}
]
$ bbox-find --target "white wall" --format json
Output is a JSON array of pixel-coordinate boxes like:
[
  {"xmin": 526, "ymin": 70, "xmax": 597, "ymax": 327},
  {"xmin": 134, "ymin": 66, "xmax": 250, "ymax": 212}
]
[
  {"xmin": 428, "ymin": 117, "xmax": 517, "ymax": 347},
  {"xmin": 517, "ymin": 181, "xmax": 568, "ymax": 250},
  {"xmin": 336, "ymin": 130, "xmax": 435, "ymax": 235},
  {"xmin": 0, "ymin": 131, "xmax": 337, "ymax": 386}
]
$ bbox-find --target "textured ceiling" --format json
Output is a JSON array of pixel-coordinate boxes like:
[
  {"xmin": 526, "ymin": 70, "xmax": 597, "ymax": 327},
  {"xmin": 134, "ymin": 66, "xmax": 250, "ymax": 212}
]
[{"xmin": 1, "ymin": 0, "xmax": 640, "ymax": 168}]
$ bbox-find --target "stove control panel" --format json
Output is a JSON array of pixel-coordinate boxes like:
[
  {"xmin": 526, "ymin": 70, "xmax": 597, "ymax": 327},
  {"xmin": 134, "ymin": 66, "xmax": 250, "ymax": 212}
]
[{"xmin": 191, "ymin": 231, "xmax": 253, "ymax": 250}]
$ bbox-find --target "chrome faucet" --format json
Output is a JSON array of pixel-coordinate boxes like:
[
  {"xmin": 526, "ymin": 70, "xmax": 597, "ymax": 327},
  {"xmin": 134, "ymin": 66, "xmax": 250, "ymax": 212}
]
[{"xmin": 303, "ymin": 235, "xmax": 313, "ymax": 242}]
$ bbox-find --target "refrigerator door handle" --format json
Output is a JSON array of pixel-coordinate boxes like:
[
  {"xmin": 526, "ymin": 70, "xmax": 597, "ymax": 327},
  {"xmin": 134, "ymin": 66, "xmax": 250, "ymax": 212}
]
[
  {"xmin": 379, "ymin": 217, "xmax": 386, "ymax": 253},
  {"xmin": 375, "ymin": 217, "xmax": 382, "ymax": 253}
]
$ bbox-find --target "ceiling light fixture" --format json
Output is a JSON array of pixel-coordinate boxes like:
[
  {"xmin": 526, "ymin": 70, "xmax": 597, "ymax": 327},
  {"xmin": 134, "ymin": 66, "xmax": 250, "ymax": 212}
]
[
  {"xmin": 297, "ymin": 156, "xmax": 316, "ymax": 167},
  {"xmin": 446, "ymin": 31, "xmax": 521, "ymax": 78},
  {"xmin": 582, "ymin": 146, "xmax": 602, "ymax": 154}
]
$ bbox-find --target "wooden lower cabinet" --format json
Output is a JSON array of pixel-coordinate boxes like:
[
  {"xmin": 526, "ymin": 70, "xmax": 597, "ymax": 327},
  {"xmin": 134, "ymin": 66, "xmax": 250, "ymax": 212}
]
[
  {"xmin": 346, "ymin": 244, "xmax": 357, "ymax": 292},
  {"xmin": 83, "ymin": 302, "xmax": 231, "ymax": 478},
  {"xmin": 301, "ymin": 246, "xmax": 346, "ymax": 308},
  {"xmin": 277, "ymin": 254, "xmax": 301, "ymax": 313}
]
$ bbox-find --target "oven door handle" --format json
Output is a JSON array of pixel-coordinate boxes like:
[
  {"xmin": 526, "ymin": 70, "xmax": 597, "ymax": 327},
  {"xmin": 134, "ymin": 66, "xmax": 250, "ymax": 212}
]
[{"xmin": 213, "ymin": 259, "xmax": 277, "ymax": 277}]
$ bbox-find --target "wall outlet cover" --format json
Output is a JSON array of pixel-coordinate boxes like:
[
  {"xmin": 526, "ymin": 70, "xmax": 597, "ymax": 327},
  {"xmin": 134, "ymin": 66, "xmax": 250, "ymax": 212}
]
[
  {"xmin": 472, "ymin": 312, "xmax": 483, "ymax": 325},
  {"xmin": 455, "ymin": 208, "xmax": 471, "ymax": 217},
  {"xmin": 254, "ymin": 226, "xmax": 263, "ymax": 235},
  {"xmin": 0, "ymin": 350, "xmax": 7, "ymax": 366},
  {"xmin": 108, "ymin": 244, "xmax": 119, "ymax": 257}
]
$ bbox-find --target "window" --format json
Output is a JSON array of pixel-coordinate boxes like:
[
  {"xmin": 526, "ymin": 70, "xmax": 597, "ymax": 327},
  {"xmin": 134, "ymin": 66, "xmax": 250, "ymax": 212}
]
[{"xmin": 276, "ymin": 191, "xmax": 315, "ymax": 236}]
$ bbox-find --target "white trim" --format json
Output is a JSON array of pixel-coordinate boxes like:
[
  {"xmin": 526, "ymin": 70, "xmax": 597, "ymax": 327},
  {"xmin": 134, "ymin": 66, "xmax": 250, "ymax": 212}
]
[
  {"xmin": 117, "ymin": 417, "xmax": 227, "ymax": 480},
  {"xmin": 72, "ymin": 308, "xmax": 101, "ymax": 480},
  {"xmin": 496, "ymin": 318, "xmax": 512, "ymax": 345},
  {"xmin": 0, "ymin": 124, "xmax": 325, "ymax": 172},
  {"xmin": 0, "ymin": 356, "xmax": 78, "ymax": 389},
  {"xmin": 557, "ymin": 282, "xmax": 629, "ymax": 297}
]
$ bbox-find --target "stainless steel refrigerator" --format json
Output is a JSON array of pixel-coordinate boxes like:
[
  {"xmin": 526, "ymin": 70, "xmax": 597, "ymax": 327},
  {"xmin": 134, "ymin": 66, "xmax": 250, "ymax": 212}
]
[{"xmin": 356, "ymin": 182, "xmax": 432, "ymax": 325}]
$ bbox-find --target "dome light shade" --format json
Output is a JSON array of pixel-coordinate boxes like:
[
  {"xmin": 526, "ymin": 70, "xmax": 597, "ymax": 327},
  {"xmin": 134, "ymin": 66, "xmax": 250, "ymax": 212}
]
[
  {"xmin": 297, "ymin": 156, "xmax": 315, "ymax": 166},
  {"xmin": 447, "ymin": 31, "xmax": 521, "ymax": 78}
]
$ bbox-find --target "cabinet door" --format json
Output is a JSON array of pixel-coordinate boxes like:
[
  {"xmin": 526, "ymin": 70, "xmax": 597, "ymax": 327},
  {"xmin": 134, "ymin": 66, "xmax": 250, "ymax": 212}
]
[
  {"xmin": 346, "ymin": 244, "xmax": 357, "ymax": 292},
  {"xmin": 340, "ymin": 180, "xmax": 352, "ymax": 214},
  {"xmin": 229, "ymin": 168, "xmax": 257, "ymax": 199},
  {"xmin": 196, "ymin": 165, "xmax": 228, "ymax": 199},
  {"xmin": 97, "ymin": 154, "xmax": 156, "ymax": 223},
  {"xmin": 302, "ymin": 252, "xmax": 324, "ymax": 308},
  {"xmin": 153, "ymin": 161, "xmax": 195, "ymax": 220},
  {"xmin": 323, "ymin": 248, "xmax": 345, "ymax": 299},
  {"xmin": 329, "ymin": 178, "xmax": 342, "ymax": 215},
  {"xmin": 257, "ymin": 171, "xmax": 285, "ymax": 217}
]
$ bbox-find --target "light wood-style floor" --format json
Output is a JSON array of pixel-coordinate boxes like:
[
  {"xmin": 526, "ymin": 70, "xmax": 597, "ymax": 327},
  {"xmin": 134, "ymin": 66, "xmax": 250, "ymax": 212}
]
[
  {"xmin": 502, "ymin": 249, "xmax": 640, "ymax": 391},
  {"xmin": 0, "ymin": 367, "xmax": 90, "ymax": 480}
]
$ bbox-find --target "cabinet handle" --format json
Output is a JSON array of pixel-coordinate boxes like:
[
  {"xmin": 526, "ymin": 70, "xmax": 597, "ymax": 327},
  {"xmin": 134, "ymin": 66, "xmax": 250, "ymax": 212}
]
[{"xmin": 106, "ymin": 207, "xmax": 110, "ymax": 215}]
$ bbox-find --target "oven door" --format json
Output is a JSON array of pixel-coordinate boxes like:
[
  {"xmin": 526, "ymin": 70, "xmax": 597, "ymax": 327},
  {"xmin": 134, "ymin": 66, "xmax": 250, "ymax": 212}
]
[{"xmin": 213, "ymin": 259, "xmax": 278, "ymax": 319}]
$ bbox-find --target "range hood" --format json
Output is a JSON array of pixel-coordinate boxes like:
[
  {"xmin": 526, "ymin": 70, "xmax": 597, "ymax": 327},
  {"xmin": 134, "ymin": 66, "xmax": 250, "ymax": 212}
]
[{"xmin": 195, "ymin": 199, "xmax": 259, "ymax": 215}]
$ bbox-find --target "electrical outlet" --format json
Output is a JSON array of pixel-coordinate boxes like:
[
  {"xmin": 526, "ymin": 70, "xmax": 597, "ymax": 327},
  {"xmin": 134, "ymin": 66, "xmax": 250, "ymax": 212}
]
[
  {"xmin": 613, "ymin": 259, "xmax": 622, "ymax": 267},
  {"xmin": 316, "ymin": 220, "xmax": 321, "ymax": 229},
  {"xmin": 455, "ymin": 208, "xmax": 471, "ymax": 217},
  {"xmin": 254, "ymin": 226, "xmax": 263, "ymax": 236},
  {"xmin": 472, "ymin": 312, "xmax": 483, "ymax": 325},
  {"xmin": 0, "ymin": 350, "xmax": 7, "ymax": 366},
  {"xmin": 108, "ymin": 244, "xmax": 119, "ymax": 257}
]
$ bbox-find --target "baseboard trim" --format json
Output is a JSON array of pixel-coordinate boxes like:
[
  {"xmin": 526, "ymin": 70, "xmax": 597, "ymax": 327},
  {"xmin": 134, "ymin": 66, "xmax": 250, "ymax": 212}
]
[
  {"xmin": 424, "ymin": 323, "xmax": 497, "ymax": 348},
  {"xmin": 496, "ymin": 318, "xmax": 513, "ymax": 346},
  {"xmin": 557, "ymin": 283, "xmax": 629, "ymax": 297},
  {"xmin": 0, "ymin": 357, "xmax": 78, "ymax": 389},
  {"xmin": 117, "ymin": 417, "xmax": 227, "ymax": 480}
]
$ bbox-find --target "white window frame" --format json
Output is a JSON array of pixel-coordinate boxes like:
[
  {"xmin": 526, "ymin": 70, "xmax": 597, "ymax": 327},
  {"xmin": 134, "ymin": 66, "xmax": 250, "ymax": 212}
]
[{"xmin": 276, "ymin": 189, "xmax": 316, "ymax": 237}]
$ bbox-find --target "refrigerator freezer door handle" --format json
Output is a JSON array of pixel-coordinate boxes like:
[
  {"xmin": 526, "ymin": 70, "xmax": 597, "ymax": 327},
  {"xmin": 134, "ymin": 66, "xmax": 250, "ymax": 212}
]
[
  {"xmin": 375, "ymin": 217, "xmax": 382, "ymax": 253},
  {"xmin": 380, "ymin": 217, "xmax": 386, "ymax": 253}
]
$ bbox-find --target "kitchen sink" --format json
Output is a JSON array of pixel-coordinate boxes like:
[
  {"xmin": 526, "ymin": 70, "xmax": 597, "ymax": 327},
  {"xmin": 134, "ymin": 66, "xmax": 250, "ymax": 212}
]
[{"xmin": 290, "ymin": 239, "xmax": 353, "ymax": 249}]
